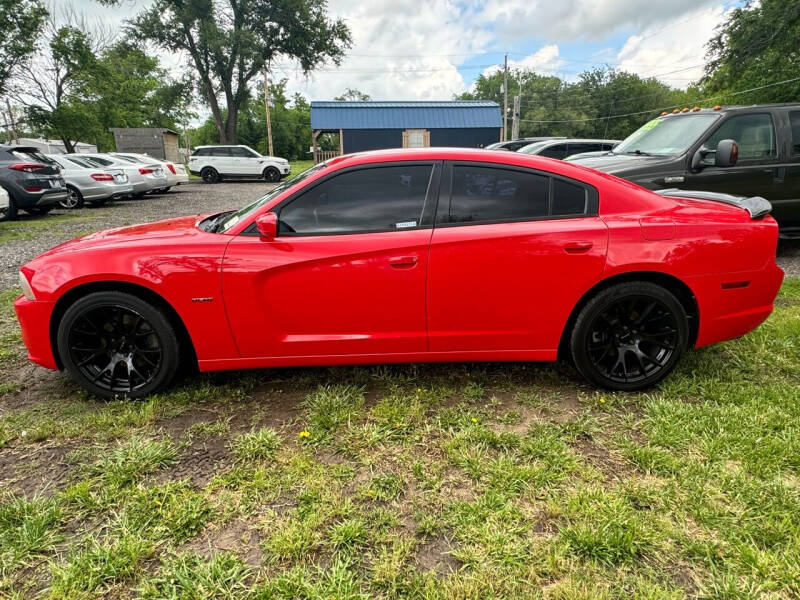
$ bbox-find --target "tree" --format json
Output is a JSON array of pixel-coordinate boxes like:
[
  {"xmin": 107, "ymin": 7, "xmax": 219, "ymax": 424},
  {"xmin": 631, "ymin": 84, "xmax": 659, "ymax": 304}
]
[
  {"xmin": 0, "ymin": 0, "xmax": 47, "ymax": 95},
  {"xmin": 334, "ymin": 88, "xmax": 371, "ymax": 101},
  {"xmin": 703, "ymin": 0, "xmax": 800, "ymax": 104},
  {"xmin": 111, "ymin": 0, "xmax": 351, "ymax": 144}
]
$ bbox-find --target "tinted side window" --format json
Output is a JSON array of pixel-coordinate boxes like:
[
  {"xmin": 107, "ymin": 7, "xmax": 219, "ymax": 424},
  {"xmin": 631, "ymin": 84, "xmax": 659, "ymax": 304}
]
[
  {"xmin": 704, "ymin": 113, "xmax": 776, "ymax": 161},
  {"xmin": 230, "ymin": 147, "xmax": 256, "ymax": 157},
  {"xmin": 279, "ymin": 165, "xmax": 433, "ymax": 235},
  {"xmin": 553, "ymin": 179, "xmax": 588, "ymax": 215},
  {"xmin": 446, "ymin": 166, "xmax": 549, "ymax": 224},
  {"xmin": 790, "ymin": 111, "xmax": 800, "ymax": 155},
  {"xmin": 211, "ymin": 147, "xmax": 231, "ymax": 157},
  {"xmin": 540, "ymin": 144, "xmax": 570, "ymax": 159}
]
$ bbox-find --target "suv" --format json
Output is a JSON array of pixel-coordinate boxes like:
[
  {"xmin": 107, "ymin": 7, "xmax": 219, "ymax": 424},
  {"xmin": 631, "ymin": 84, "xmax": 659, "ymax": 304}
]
[
  {"xmin": 0, "ymin": 145, "xmax": 67, "ymax": 221},
  {"xmin": 570, "ymin": 103, "xmax": 800, "ymax": 237},
  {"xmin": 518, "ymin": 138, "xmax": 619, "ymax": 159},
  {"xmin": 189, "ymin": 145, "xmax": 290, "ymax": 183}
]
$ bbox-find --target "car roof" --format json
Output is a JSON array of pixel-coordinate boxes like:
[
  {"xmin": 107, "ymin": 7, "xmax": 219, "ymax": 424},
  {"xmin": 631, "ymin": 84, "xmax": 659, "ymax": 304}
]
[{"xmin": 194, "ymin": 144, "xmax": 252, "ymax": 149}]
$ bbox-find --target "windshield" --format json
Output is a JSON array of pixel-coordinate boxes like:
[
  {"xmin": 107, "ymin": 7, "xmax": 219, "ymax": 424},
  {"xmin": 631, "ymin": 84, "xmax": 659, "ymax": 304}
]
[
  {"xmin": 216, "ymin": 162, "xmax": 328, "ymax": 233},
  {"xmin": 517, "ymin": 141, "xmax": 551, "ymax": 155},
  {"xmin": 65, "ymin": 156, "xmax": 99, "ymax": 169},
  {"xmin": 614, "ymin": 114, "xmax": 719, "ymax": 156}
]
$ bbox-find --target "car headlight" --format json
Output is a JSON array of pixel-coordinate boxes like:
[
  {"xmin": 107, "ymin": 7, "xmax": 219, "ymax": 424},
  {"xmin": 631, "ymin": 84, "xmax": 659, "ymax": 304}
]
[{"xmin": 19, "ymin": 270, "xmax": 36, "ymax": 300}]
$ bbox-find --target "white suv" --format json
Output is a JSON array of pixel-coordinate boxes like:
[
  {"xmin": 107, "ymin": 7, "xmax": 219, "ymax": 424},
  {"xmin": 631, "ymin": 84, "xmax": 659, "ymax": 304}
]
[{"xmin": 189, "ymin": 145, "xmax": 290, "ymax": 183}]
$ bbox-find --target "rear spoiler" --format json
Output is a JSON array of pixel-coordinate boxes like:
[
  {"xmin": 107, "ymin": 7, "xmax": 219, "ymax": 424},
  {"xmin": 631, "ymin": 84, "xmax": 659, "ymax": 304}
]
[{"xmin": 655, "ymin": 188, "xmax": 772, "ymax": 220}]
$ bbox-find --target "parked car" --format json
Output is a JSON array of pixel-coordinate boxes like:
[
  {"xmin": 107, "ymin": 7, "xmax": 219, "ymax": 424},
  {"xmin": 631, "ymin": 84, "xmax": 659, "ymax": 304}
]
[
  {"xmin": 15, "ymin": 148, "xmax": 783, "ymax": 398},
  {"xmin": 110, "ymin": 153, "xmax": 189, "ymax": 191},
  {"xmin": 569, "ymin": 103, "xmax": 800, "ymax": 237},
  {"xmin": 188, "ymin": 145, "xmax": 291, "ymax": 183},
  {"xmin": 486, "ymin": 137, "xmax": 565, "ymax": 152},
  {"xmin": 518, "ymin": 138, "xmax": 620, "ymax": 159},
  {"xmin": 0, "ymin": 145, "xmax": 67, "ymax": 221},
  {"xmin": 0, "ymin": 186, "xmax": 9, "ymax": 220},
  {"xmin": 70, "ymin": 153, "xmax": 168, "ymax": 197},
  {"xmin": 46, "ymin": 154, "xmax": 134, "ymax": 209}
]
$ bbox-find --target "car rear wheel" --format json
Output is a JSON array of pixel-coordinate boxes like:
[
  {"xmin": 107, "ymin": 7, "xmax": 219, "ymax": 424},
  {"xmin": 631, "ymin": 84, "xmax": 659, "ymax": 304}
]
[
  {"xmin": 60, "ymin": 186, "xmax": 84, "ymax": 209},
  {"xmin": 263, "ymin": 167, "xmax": 281, "ymax": 182},
  {"xmin": 0, "ymin": 194, "xmax": 16, "ymax": 222},
  {"xmin": 57, "ymin": 291, "xmax": 180, "ymax": 399},
  {"xmin": 570, "ymin": 282, "xmax": 688, "ymax": 391},
  {"xmin": 201, "ymin": 167, "xmax": 220, "ymax": 184}
]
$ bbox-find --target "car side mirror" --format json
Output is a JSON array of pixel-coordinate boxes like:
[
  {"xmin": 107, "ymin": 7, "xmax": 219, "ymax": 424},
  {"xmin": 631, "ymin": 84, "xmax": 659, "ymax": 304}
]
[
  {"xmin": 255, "ymin": 212, "xmax": 277, "ymax": 240},
  {"xmin": 714, "ymin": 139, "xmax": 738, "ymax": 168}
]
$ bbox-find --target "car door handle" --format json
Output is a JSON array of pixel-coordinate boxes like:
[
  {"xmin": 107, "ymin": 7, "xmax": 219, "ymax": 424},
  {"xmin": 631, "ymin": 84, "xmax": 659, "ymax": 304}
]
[
  {"xmin": 563, "ymin": 241, "xmax": 593, "ymax": 253},
  {"xmin": 388, "ymin": 256, "xmax": 418, "ymax": 268}
]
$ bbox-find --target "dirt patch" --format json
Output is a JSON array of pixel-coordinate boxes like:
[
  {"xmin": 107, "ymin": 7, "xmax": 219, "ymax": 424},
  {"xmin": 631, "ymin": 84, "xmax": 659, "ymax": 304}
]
[
  {"xmin": 0, "ymin": 442, "xmax": 77, "ymax": 496},
  {"xmin": 156, "ymin": 435, "xmax": 232, "ymax": 487},
  {"xmin": 574, "ymin": 437, "xmax": 631, "ymax": 481},
  {"xmin": 184, "ymin": 518, "xmax": 263, "ymax": 567},
  {"xmin": 413, "ymin": 534, "xmax": 460, "ymax": 575}
]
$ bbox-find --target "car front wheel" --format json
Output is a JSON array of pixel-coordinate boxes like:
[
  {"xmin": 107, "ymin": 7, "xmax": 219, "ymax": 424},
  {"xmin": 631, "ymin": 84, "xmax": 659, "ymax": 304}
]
[
  {"xmin": 263, "ymin": 167, "xmax": 281, "ymax": 182},
  {"xmin": 570, "ymin": 282, "xmax": 688, "ymax": 391},
  {"xmin": 57, "ymin": 291, "xmax": 180, "ymax": 398}
]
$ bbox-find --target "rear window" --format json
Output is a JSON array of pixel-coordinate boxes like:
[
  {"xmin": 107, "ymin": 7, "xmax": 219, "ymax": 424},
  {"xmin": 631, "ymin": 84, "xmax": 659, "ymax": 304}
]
[
  {"xmin": 12, "ymin": 150, "xmax": 56, "ymax": 165},
  {"xmin": 63, "ymin": 156, "xmax": 96, "ymax": 168}
]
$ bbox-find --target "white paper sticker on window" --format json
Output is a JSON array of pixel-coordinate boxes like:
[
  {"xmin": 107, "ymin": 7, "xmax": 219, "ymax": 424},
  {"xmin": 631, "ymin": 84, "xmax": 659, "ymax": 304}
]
[{"xmin": 396, "ymin": 221, "xmax": 417, "ymax": 229}]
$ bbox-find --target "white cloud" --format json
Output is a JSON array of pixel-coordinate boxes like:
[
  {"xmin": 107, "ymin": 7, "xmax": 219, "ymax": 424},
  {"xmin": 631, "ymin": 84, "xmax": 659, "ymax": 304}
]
[
  {"xmin": 480, "ymin": 44, "xmax": 566, "ymax": 79},
  {"xmin": 614, "ymin": 4, "xmax": 731, "ymax": 88}
]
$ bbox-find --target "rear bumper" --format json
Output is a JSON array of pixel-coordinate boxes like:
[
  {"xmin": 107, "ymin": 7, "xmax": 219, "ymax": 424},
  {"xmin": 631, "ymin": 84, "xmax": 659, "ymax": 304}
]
[
  {"xmin": 691, "ymin": 263, "xmax": 785, "ymax": 348},
  {"xmin": 166, "ymin": 173, "xmax": 189, "ymax": 186},
  {"xmin": 13, "ymin": 296, "xmax": 58, "ymax": 370}
]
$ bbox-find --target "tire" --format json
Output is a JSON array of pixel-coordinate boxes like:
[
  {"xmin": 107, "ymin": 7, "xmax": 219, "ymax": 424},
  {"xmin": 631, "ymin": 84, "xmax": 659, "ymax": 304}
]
[
  {"xmin": 89, "ymin": 198, "xmax": 108, "ymax": 207},
  {"xmin": 0, "ymin": 193, "xmax": 17, "ymax": 222},
  {"xmin": 60, "ymin": 186, "xmax": 85, "ymax": 209},
  {"xmin": 24, "ymin": 205, "xmax": 54, "ymax": 216},
  {"xmin": 56, "ymin": 291, "xmax": 181, "ymax": 399},
  {"xmin": 201, "ymin": 167, "xmax": 220, "ymax": 184},
  {"xmin": 263, "ymin": 167, "xmax": 280, "ymax": 183},
  {"xmin": 570, "ymin": 282, "xmax": 688, "ymax": 391}
]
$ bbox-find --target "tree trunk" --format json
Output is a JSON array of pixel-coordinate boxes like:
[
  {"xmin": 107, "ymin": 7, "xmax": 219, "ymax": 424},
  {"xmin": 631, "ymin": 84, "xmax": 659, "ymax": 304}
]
[
  {"xmin": 62, "ymin": 138, "xmax": 75, "ymax": 153},
  {"xmin": 223, "ymin": 102, "xmax": 238, "ymax": 143}
]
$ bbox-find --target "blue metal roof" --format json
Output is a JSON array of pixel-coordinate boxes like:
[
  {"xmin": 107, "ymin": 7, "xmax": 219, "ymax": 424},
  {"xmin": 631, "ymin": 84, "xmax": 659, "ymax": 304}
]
[{"xmin": 311, "ymin": 101, "xmax": 502, "ymax": 130}]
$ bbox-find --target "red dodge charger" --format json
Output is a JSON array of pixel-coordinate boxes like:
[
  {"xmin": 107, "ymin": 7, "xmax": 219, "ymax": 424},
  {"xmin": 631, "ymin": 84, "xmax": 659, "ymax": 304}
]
[{"xmin": 14, "ymin": 148, "xmax": 784, "ymax": 397}]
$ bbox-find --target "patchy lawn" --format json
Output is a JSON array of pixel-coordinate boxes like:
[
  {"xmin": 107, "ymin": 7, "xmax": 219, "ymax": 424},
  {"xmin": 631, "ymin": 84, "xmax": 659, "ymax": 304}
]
[{"xmin": 0, "ymin": 278, "xmax": 798, "ymax": 599}]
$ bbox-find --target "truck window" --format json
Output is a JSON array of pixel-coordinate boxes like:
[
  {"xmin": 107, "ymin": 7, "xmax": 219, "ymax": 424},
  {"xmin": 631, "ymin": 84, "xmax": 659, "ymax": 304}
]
[
  {"xmin": 703, "ymin": 113, "xmax": 776, "ymax": 163},
  {"xmin": 790, "ymin": 111, "xmax": 800, "ymax": 155}
]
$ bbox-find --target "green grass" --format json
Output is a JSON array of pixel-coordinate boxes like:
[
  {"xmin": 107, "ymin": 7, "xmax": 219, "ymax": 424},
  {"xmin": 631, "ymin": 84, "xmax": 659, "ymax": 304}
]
[{"xmin": 0, "ymin": 278, "xmax": 798, "ymax": 597}]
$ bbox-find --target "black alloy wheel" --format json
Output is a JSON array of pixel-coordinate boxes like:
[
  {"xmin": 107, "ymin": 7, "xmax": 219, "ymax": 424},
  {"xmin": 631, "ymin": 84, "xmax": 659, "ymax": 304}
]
[
  {"xmin": 263, "ymin": 166, "xmax": 281, "ymax": 182},
  {"xmin": 57, "ymin": 291, "xmax": 180, "ymax": 398},
  {"xmin": 570, "ymin": 282, "xmax": 688, "ymax": 391},
  {"xmin": 201, "ymin": 167, "xmax": 220, "ymax": 183}
]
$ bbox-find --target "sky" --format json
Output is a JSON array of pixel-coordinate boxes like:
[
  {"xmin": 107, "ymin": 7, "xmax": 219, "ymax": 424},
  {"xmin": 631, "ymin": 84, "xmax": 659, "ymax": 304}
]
[{"xmin": 73, "ymin": 0, "xmax": 745, "ymax": 104}]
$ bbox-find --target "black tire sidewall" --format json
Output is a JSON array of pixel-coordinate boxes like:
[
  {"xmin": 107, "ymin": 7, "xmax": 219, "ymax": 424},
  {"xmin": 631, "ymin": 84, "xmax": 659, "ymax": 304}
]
[
  {"xmin": 570, "ymin": 282, "xmax": 688, "ymax": 391},
  {"xmin": 61, "ymin": 186, "xmax": 84, "ymax": 209},
  {"xmin": 263, "ymin": 167, "xmax": 280, "ymax": 182},
  {"xmin": 201, "ymin": 168, "xmax": 219, "ymax": 183},
  {"xmin": 57, "ymin": 291, "xmax": 181, "ymax": 399}
]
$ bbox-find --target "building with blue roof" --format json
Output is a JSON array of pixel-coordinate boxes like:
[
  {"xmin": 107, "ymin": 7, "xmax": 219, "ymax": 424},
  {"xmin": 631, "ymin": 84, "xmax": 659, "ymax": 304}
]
[{"xmin": 310, "ymin": 101, "xmax": 502, "ymax": 161}]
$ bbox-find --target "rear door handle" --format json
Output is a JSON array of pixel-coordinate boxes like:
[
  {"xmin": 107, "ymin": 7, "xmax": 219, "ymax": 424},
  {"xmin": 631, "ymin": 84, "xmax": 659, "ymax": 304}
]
[
  {"xmin": 388, "ymin": 256, "xmax": 418, "ymax": 268},
  {"xmin": 563, "ymin": 241, "xmax": 593, "ymax": 253}
]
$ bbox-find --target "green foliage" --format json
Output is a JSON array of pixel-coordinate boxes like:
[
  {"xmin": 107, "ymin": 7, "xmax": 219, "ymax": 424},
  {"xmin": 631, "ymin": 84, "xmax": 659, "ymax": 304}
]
[
  {"xmin": 86, "ymin": 436, "xmax": 177, "ymax": 488},
  {"xmin": 231, "ymin": 428, "xmax": 281, "ymax": 462},
  {"xmin": 140, "ymin": 552, "xmax": 251, "ymax": 600},
  {"xmin": 0, "ymin": 0, "xmax": 47, "ymax": 94},
  {"xmin": 0, "ymin": 495, "xmax": 63, "ymax": 576}
]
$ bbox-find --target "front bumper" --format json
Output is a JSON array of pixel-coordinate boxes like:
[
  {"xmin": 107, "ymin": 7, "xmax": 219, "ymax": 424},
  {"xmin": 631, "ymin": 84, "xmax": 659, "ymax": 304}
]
[{"xmin": 13, "ymin": 296, "xmax": 58, "ymax": 370}]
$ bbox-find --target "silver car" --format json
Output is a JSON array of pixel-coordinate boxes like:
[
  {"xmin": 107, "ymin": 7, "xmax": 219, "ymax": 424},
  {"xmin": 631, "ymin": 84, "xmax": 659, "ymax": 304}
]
[
  {"xmin": 111, "ymin": 153, "xmax": 189, "ymax": 191},
  {"xmin": 46, "ymin": 154, "xmax": 134, "ymax": 208},
  {"xmin": 70, "ymin": 153, "xmax": 168, "ymax": 197}
]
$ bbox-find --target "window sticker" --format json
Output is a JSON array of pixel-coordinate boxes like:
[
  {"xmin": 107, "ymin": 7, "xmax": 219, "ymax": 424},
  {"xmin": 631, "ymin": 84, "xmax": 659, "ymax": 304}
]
[
  {"xmin": 639, "ymin": 119, "xmax": 662, "ymax": 132},
  {"xmin": 396, "ymin": 221, "xmax": 417, "ymax": 229}
]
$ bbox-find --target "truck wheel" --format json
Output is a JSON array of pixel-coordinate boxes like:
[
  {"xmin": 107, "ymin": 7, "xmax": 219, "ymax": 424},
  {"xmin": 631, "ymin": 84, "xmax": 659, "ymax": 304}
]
[{"xmin": 263, "ymin": 167, "xmax": 280, "ymax": 182}]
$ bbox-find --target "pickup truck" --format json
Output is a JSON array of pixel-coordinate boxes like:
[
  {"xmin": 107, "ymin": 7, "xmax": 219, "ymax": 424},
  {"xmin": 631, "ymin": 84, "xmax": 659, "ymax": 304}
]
[{"xmin": 570, "ymin": 103, "xmax": 800, "ymax": 238}]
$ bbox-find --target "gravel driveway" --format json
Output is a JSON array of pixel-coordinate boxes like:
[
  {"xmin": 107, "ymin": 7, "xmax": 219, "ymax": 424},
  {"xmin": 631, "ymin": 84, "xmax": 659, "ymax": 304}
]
[{"xmin": 1, "ymin": 180, "xmax": 798, "ymax": 291}]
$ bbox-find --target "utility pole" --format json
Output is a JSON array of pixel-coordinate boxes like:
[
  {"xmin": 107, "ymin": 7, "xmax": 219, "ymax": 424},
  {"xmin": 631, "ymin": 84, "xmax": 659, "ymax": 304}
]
[
  {"xmin": 502, "ymin": 53, "xmax": 508, "ymax": 141},
  {"xmin": 511, "ymin": 95, "xmax": 520, "ymax": 141},
  {"xmin": 264, "ymin": 68, "xmax": 274, "ymax": 157}
]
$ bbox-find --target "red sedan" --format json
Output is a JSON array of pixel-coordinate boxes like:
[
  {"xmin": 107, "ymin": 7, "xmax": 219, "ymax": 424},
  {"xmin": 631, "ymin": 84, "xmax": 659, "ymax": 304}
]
[{"xmin": 14, "ymin": 148, "xmax": 783, "ymax": 398}]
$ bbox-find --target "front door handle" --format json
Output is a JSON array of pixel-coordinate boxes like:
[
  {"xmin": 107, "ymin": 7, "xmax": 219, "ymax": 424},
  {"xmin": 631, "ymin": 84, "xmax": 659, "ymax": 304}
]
[
  {"xmin": 388, "ymin": 256, "xmax": 418, "ymax": 268},
  {"xmin": 563, "ymin": 241, "xmax": 593, "ymax": 253}
]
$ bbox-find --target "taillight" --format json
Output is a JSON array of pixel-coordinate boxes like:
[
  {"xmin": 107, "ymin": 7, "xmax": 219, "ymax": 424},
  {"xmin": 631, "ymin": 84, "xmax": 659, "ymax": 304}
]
[
  {"xmin": 24, "ymin": 187, "xmax": 43, "ymax": 192},
  {"xmin": 91, "ymin": 173, "xmax": 114, "ymax": 181},
  {"xmin": 167, "ymin": 163, "xmax": 176, "ymax": 174},
  {"xmin": 139, "ymin": 167, "xmax": 154, "ymax": 174},
  {"xmin": 10, "ymin": 163, "xmax": 46, "ymax": 173}
]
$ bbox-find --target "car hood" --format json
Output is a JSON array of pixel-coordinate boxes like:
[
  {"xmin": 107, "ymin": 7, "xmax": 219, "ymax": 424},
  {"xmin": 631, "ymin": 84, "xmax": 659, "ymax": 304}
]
[
  {"xmin": 35, "ymin": 214, "xmax": 209, "ymax": 258},
  {"xmin": 570, "ymin": 153, "xmax": 669, "ymax": 174}
]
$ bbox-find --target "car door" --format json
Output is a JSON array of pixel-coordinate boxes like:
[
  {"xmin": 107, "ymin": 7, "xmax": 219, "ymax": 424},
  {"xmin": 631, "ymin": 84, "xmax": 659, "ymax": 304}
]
[
  {"xmin": 775, "ymin": 108, "xmax": 800, "ymax": 232},
  {"xmin": 222, "ymin": 162, "xmax": 439, "ymax": 358},
  {"xmin": 683, "ymin": 112, "xmax": 783, "ymax": 201},
  {"xmin": 229, "ymin": 146, "xmax": 258, "ymax": 176},
  {"xmin": 427, "ymin": 162, "xmax": 608, "ymax": 354},
  {"xmin": 211, "ymin": 147, "xmax": 234, "ymax": 174}
]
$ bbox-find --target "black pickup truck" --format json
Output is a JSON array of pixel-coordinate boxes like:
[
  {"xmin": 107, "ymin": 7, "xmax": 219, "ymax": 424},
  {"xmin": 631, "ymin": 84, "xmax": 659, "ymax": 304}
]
[{"xmin": 570, "ymin": 103, "xmax": 800, "ymax": 238}]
